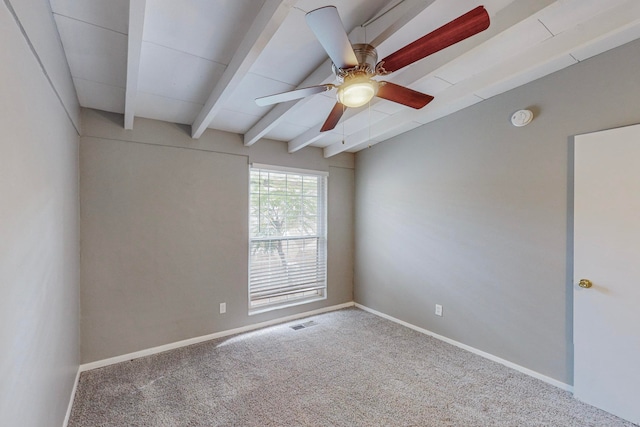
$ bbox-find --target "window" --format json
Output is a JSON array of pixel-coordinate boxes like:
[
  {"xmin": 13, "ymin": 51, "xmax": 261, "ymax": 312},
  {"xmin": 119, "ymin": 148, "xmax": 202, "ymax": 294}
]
[{"xmin": 249, "ymin": 164, "xmax": 327, "ymax": 313}]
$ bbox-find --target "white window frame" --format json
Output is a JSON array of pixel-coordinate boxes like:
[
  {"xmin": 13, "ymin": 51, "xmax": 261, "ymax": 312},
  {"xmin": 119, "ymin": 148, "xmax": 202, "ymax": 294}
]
[{"xmin": 248, "ymin": 163, "xmax": 328, "ymax": 315}]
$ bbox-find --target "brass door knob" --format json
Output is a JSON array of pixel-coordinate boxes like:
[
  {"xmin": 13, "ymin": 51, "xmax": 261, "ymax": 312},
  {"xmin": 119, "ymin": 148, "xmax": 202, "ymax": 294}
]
[{"xmin": 578, "ymin": 279, "xmax": 593, "ymax": 289}]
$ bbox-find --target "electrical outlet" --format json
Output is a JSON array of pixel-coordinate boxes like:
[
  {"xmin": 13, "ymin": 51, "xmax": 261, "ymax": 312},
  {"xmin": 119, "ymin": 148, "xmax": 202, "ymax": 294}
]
[
  {"xmin": 435, "ymin": 304, "xmax": 443, "ymax": 316},
  {"xmin": 219, "ymin": 302, "xmax": 226, "ymax": 314}
]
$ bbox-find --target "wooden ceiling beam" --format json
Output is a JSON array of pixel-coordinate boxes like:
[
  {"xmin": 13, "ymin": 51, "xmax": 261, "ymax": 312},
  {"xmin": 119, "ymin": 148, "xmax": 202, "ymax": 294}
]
[
  {"xmin": 124, "ymin": 0, "xmax": 146, "ymax": 129},
  {"xmin": 191, "ymin": 0, "xmax": 295, "ymax": 139}
]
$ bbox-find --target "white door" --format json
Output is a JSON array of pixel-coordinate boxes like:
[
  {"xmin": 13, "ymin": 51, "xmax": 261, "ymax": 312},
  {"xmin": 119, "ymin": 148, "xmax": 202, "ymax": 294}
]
[{"xmin": 573, "ymin": 123, "xmax": 640, "ymax": 425}]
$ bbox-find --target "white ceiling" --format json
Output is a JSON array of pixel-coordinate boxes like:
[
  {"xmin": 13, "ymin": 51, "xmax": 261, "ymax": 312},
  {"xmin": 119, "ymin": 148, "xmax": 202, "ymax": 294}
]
[{"xmin": 49, "ymin": 0, "xmax": 640, "ymax": 156}]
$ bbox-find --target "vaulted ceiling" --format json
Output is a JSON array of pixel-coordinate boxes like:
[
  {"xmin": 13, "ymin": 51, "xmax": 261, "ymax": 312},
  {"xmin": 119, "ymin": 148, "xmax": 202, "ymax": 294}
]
[{"xmin": 50, "ymin": 0, "xmax": 640, "ymax": 156}]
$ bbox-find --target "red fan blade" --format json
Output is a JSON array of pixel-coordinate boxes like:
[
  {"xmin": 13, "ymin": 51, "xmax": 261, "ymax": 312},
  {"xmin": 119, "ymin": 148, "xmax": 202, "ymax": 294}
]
[
  {"xmin": 255, "ymin": 84, "xmax": 334, "ymax": 106},
  {"xmin": 320, "ymin": 102, "xmax": 346, "ymax": 132},
  {"xmin": 306, "ymin": 6, "xmax": 358, "ymax": 70},
  {"xmin": 376, "ymin": 6, "xmax": 490, "ymax": 74},
  {"xmin": 376, "ymin": 82, "xmax": 433, "ymax": 109}
]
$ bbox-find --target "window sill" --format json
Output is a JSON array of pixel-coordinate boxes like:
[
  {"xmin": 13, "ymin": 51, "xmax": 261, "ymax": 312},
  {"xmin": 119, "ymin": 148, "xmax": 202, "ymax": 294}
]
[{"xmin": 248, "ymin": 295, "xmax": 327, "ymax": 316}]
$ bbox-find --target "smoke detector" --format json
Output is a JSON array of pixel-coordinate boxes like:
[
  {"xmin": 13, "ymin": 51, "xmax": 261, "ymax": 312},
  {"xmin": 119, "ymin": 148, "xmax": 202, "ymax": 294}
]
[{"xmin": 511, "ymin": 109, "xmax": 533, "ymax": 127}]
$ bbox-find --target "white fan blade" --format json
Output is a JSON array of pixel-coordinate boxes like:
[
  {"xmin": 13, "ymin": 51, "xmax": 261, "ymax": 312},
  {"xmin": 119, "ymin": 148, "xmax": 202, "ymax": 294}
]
[
  {"xmin": 306, "ymin": 6, "xmax": 358, "ymax": 70},
  {"xmin": 255, "ymin": 84, "xmax": 334, "ymax": 106}
]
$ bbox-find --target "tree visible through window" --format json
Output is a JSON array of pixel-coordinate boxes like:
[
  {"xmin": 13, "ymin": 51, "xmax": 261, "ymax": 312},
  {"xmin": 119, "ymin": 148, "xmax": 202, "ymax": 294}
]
[{"xmin": 249, "ymin": 165, "xmax": 327, "ymax": 313}]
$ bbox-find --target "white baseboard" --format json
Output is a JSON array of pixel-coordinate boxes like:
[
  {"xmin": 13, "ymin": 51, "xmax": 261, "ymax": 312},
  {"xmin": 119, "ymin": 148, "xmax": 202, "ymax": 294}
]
[
  {"xmin": 62, "ymin": 367, "xmax": 81, "ymax": 427},
  {"xmin": 79, "ymin": 301, "xmax": 354, "ymax": 372},
  {"xmin": 355, "ymin": 303, "xmax": 573, "ymax": 393}
]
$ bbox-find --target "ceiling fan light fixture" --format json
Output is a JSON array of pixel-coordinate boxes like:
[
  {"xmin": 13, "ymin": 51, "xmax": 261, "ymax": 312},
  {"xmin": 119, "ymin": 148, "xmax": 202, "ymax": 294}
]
[{"xmin": 337, "ymin": 75, "xmax": 378, "ymax": 108}]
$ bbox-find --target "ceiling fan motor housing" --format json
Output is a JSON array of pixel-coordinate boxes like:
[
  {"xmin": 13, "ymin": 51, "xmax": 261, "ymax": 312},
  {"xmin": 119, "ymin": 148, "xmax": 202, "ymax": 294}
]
[{"xmin": 333, "ymin": 43, "xmax": 378, "ymax": 82}]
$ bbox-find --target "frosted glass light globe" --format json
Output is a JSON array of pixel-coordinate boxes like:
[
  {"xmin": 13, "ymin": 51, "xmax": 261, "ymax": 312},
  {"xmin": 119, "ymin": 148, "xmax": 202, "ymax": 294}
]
[{"xmin": 337, "ymin": 76, "xmax": 378, "ymax": 108}]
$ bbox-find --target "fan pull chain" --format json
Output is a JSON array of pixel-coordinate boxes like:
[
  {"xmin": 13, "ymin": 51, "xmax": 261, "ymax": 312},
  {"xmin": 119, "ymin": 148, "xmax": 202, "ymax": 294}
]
[
  {"xmin": 368, "ymin": 100, "xmax": 372, "ymax": 148},
  {"xmin": 341, "ymin": 103, "xmax": 346, "ymax": 144}
]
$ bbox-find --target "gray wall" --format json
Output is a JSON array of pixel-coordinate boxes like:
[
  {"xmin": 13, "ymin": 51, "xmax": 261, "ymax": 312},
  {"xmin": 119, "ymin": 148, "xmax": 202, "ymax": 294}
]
[
  {"xmin": 0, "ymin": 2, "xmax": 80, "ymax": 426},
  {"xmin": 80, "ymin": 109, "xmax": 355, "ymax": 363},
  {"xmin": 354, "ymin": 39, "xmax": 640, "ymax": 385}
]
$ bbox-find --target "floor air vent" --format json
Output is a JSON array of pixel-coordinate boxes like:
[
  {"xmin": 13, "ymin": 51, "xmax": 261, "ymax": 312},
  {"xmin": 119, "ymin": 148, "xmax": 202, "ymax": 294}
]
[{"xmin": 290, "ymin": 320, "xmax": 317, "ymax": 330}]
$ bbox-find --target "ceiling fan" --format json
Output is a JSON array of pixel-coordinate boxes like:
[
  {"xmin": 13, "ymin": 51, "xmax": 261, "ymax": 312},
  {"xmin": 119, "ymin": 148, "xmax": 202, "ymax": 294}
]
[{"xmin": 255, "ymin": 5, "xmax": 490, "ymax": 132}]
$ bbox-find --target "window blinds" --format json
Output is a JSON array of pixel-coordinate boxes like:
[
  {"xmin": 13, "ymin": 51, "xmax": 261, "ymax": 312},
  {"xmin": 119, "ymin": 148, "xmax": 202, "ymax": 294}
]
[{"xmin": 249, "ymin": 165, "xmax": 327, "ymax": 312}]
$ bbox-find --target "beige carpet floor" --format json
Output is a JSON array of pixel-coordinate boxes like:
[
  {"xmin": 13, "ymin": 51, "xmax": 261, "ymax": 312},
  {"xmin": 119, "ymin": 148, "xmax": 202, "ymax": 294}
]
[{"xmin": 68, "ymin": 308, "xmax": 636, "ymax": 426}]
